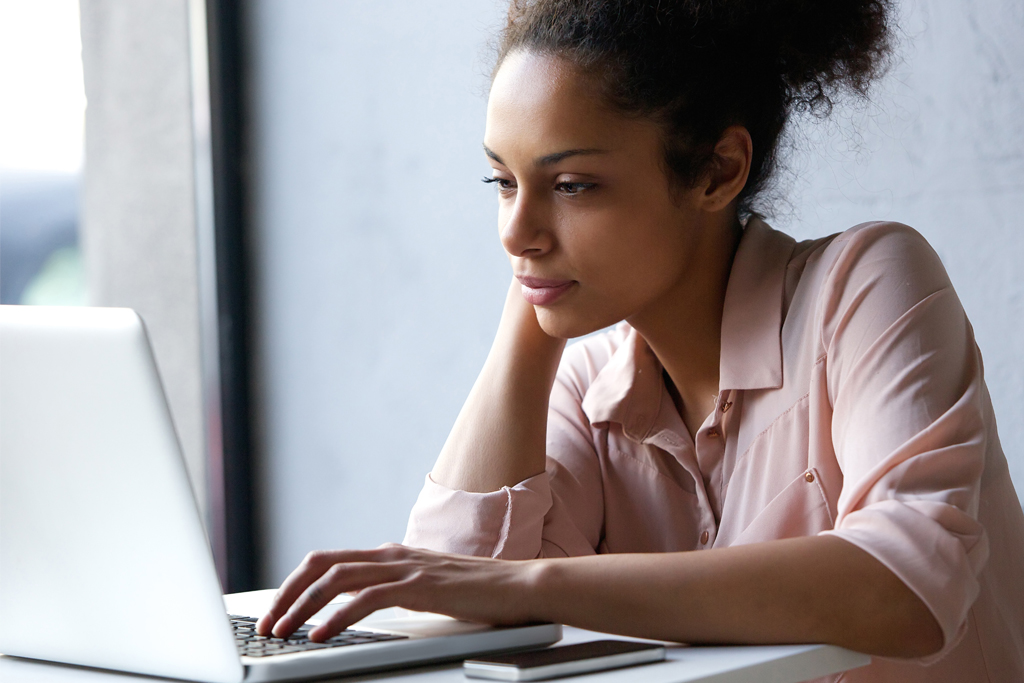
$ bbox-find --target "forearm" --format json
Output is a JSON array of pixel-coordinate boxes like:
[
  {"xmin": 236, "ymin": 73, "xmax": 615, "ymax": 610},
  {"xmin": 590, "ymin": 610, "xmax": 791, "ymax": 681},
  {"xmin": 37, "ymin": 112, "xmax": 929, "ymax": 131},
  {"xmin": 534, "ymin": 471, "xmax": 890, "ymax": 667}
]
[
  {"xmin": 431, "ymin": 281, "xmax": 566, "ymax": 493},
  {"xmin": 527, "ymin": 535, "xmax": 943, "ymax": 658}
]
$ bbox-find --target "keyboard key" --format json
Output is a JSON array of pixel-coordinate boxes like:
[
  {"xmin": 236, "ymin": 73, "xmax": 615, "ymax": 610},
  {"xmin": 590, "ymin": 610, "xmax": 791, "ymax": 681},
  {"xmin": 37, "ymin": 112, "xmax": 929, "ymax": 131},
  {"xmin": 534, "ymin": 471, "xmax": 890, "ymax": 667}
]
[{"xmin": 231, "ymin": 617, "xmax": 408, "ymax": 658}]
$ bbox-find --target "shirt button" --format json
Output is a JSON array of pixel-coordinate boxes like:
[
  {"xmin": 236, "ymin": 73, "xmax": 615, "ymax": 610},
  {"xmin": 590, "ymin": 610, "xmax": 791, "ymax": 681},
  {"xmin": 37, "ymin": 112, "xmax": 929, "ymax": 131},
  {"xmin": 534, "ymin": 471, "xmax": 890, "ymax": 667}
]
[
  {"xmin": 805, "ymin": 471, "xmax": 815, "ymax": 483},
  {"xmin": 700, "ymin": 530, "xmax": 709, "ymax": 545},
  {"xmin": 707, "ymin": 428, "xmax": 720, "ymax": 438},
  {"xmin": 720, "ymin": 401, "xmax": 733, "ymax": 413}
]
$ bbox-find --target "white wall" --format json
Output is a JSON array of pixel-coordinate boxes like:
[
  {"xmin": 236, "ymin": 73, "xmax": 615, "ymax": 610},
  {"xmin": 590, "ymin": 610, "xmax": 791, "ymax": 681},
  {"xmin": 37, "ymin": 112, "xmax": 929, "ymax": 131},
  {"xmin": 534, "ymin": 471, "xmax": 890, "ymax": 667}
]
[
  {"xmin": 246, "ymin": 0, "xmax": 510, "ymax": 585},
  {"xmin": 246, "ymin": 0, "xmax": 1024, "ymax": 586}
]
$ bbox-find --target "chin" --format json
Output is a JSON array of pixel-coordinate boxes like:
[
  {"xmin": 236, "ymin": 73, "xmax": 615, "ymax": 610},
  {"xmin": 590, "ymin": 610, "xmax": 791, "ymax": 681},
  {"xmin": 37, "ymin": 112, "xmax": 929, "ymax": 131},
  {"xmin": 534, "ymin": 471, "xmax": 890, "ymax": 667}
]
[{"xmin": 535, "ymin": 307, "xmax": 620, "ymax": 340}]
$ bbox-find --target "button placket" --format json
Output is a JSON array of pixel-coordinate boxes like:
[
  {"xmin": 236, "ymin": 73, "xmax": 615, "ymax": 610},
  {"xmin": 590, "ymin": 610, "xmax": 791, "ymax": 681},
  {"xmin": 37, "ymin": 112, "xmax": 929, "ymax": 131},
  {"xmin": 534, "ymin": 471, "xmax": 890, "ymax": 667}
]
[
  {"xmin": 702, "ymin": 390, "xmax": 735, "ymax": 440},
  {"xmin": 692, "ymin": 391, "xmax": 730, "ymax": 527}
]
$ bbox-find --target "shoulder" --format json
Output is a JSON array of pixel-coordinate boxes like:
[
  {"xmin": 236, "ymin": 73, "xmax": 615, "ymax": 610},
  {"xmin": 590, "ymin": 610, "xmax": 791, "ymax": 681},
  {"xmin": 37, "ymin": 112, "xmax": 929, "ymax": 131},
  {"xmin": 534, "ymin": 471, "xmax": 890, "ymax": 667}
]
[
  {"xmin": 791, "ymin": 221, "xmax": 962, "ymax": 358},
  {"xmin": 790, "ymin": 221, "xmax": 953, "ymax": 316},
  {"xmin": 800, "ymin": 221, "xmax": 950, "ymax": 288}
]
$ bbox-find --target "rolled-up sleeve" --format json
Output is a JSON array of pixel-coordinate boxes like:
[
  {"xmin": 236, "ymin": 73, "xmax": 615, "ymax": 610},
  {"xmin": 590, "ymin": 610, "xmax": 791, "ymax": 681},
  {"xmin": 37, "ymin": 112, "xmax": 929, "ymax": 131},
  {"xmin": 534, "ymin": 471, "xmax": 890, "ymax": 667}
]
[
  {"xmin": 404, "ymin": 337, "xmax": 615, "ymax": 560},
  {"xmin": 818, "ymin": 223, "xmax": 990, "ymax": 658},
  {"xmin": 403, "ymin": 472, "xmax": 552, "ymax": 558}
]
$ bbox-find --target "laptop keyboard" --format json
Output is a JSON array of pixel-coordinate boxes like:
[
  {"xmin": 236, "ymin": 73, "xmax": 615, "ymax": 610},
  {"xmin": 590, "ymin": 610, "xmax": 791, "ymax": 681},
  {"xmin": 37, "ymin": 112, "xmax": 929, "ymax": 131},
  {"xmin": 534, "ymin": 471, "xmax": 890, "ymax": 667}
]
[{"xmin": 229, "ymin": 615, "xmax": 408, "ymax": 658}]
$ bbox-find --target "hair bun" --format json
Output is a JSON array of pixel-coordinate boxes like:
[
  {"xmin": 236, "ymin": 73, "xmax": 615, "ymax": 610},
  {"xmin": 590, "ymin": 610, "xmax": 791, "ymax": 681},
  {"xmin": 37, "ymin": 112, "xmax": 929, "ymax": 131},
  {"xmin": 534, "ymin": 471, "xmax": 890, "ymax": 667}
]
[{"xmin": 746, "ymin": 0, "xmax": 894, "ymax": 115}]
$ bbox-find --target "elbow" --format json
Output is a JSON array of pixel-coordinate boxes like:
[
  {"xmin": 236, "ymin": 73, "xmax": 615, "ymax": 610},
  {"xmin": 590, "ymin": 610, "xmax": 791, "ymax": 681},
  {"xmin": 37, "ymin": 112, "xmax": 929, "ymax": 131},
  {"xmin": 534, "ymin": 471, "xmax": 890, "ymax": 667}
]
[
  {"xmin": 877, "ymin": 577, "xmax": 946, "ymax": 658},
  {"xmin": 890, "ymin": 612, "xmax": 945, "ymax": 659},
  {"xmin": 843, "ymin": 590, "xmax": 945, "ymax": 659},
  {"xmin": 829, "ymin": 538, "xmax": 948, "ymax": 658}
]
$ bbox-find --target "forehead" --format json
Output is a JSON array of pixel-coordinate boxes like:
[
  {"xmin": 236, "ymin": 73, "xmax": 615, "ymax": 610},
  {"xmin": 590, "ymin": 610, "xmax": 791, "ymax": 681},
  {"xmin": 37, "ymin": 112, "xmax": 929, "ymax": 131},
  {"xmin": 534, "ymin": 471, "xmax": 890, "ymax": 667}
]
[{"xmin": 484, "ymin": 50, "xmax": 656, "ymax": 161}]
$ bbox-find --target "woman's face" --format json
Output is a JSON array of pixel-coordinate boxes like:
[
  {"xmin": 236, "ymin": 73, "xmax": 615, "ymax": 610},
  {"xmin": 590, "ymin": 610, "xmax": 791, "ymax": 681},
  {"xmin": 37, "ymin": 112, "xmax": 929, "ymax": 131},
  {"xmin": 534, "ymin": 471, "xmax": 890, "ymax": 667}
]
[{"xmin": 484, "ymin": 50, "xmax": 718, "ymax": 339}]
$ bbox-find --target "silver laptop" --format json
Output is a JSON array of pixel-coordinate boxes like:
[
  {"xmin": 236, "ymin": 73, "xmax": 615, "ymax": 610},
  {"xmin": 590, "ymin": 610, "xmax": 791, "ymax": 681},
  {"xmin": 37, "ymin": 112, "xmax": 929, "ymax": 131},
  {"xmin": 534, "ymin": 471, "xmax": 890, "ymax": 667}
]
[{"xmin": 0, "ymin": 305, "xmax": 560, "ymax": 682}]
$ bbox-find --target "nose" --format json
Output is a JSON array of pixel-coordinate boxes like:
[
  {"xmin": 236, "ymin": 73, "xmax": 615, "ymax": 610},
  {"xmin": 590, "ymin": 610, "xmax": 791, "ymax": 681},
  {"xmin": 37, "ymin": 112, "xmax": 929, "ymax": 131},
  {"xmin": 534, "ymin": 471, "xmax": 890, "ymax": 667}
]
[{"xmin": 499, "ymin": 190, "xmax": 554, "ymax": 258}]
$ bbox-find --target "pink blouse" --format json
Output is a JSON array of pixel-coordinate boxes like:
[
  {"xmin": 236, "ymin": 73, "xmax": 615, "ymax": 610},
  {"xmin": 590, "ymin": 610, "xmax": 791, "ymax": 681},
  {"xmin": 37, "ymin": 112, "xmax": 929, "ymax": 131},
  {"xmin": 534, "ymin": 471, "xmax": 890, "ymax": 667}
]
[{"xmin": 404, "ymin": 219, "xmax": 1024, "ymax": 682}]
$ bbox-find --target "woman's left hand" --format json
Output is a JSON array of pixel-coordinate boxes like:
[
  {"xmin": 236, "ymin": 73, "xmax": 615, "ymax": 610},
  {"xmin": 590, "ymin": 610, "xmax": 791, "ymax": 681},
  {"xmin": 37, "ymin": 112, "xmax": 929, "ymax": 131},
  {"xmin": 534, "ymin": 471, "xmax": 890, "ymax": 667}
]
[{"xmin": 255, "ymin": 544, "xmax": 538, "ymax": 642}]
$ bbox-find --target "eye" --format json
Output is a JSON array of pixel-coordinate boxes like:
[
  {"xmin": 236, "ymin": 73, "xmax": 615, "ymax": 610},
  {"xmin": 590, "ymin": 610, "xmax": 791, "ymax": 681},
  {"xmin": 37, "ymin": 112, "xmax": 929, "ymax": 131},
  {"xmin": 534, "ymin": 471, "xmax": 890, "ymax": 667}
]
[
  {"xmin": 482, "ymin": 176, "xmax": 516, "ymax": 194},
  {"xmin": 555, "ymin": 181, "xmax": 596, "ymax": 196}
]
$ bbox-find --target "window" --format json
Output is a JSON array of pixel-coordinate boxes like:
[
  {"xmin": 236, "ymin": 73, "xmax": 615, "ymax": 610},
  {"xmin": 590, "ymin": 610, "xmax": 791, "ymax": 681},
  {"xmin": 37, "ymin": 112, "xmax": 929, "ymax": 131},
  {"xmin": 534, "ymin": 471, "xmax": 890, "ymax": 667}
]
[{"xmin": 0, "ymin": 0, "xmax": 87, "ymax": 306}]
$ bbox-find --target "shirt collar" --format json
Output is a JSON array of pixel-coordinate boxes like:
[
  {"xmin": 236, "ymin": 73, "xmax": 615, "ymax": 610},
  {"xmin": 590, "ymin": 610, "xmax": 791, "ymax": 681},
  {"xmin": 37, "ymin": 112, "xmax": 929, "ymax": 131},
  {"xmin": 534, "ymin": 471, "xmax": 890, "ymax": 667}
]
[
  {"xmin": 580, "ymin": 217, "xmax": 796, "ymax": 434},
  {"xmin": 580, "ymin": 324, "xmax": 664, "ymax": 440},
  {"xmin": 718, "ymin": 216, "xmax": 796, "ymax": 391}
]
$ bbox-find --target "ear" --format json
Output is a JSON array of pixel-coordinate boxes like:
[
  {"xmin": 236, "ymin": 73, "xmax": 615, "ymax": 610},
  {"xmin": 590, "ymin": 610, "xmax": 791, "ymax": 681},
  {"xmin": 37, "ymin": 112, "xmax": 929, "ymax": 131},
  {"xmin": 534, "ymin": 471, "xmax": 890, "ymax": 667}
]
[{"xmin": 697, "ymin": 126, "xmax": 752, "ymax": 212}]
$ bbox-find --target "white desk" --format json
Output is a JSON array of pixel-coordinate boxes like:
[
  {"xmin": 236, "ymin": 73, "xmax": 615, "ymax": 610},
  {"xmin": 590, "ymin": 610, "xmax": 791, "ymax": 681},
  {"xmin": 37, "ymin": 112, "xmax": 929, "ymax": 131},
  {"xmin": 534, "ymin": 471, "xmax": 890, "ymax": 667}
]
[
  {"xmin": 0, "ymin": 590, "xmax": 870, "ymax": 683},
  {"xmin": 0, "ymin": 631, "xmax": 869, "ymax": 683}
]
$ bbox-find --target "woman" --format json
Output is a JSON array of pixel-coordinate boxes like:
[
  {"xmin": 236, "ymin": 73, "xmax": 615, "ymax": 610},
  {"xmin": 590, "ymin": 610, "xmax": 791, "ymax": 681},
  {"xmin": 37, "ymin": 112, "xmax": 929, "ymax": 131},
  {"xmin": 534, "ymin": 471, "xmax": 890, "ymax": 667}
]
[{"xmin": 257, "ymin": 1, "xmax": 1024, "ymax": 680}]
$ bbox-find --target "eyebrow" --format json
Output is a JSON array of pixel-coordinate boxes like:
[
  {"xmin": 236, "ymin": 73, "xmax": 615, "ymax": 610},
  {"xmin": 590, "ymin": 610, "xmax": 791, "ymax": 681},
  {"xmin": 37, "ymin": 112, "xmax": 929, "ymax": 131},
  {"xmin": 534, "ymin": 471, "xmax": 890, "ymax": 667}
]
[{"xmin": 483, "ymin": 145, "xmax": 608, "ymax": 167}]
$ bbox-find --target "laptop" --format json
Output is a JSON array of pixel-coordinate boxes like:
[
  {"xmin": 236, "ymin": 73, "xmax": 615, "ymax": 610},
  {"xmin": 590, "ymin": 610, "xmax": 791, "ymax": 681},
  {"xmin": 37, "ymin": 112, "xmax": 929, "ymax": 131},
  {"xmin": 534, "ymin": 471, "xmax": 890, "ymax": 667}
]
[{"xmin": 0, "ymin": 305, "xmax": 561, "ymax": 682}]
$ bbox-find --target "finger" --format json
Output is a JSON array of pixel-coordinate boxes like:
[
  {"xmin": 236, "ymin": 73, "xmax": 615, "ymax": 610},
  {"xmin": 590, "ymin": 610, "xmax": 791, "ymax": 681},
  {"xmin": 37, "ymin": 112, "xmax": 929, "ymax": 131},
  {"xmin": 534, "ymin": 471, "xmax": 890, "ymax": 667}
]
[
  {"xmin": 275, "ymin": 561, "xmax": 410, "ymax": 638},
  {"xmin": 308, "ymin": 582, "xmax": 410, "ymax": 641},
  {"xmin": 257, "ymin": 546, "xmax": 410, "ymax": 635},
  {"xmin": 257, "ymin": 550, "xmax": 352, "ymax": 635}
]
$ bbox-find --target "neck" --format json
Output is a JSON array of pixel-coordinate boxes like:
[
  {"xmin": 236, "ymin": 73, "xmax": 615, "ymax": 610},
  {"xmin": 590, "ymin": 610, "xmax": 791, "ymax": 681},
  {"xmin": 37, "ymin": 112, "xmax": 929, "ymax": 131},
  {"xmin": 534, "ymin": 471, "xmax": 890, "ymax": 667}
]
[{"xmin": 627, "ymin": 211, "xmax": 742, "ymax": 440}]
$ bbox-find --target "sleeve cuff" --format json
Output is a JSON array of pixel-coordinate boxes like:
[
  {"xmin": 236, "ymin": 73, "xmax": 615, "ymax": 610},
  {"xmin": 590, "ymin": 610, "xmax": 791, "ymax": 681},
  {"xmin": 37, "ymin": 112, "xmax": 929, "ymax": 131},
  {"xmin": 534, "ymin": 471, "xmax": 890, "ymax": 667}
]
[{"xmin": 403, "ymin": 472, "xmax": 553, "ymax": 559}]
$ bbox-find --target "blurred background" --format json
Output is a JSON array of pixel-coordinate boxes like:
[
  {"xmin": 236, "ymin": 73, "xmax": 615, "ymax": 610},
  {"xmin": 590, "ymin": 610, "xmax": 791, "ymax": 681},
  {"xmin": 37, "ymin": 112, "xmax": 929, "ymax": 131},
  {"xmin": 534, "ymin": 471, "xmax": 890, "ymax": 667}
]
[
  {"xmin": 1, "ymin": 0, "xmax": 1021, "ymax": 592},
  {"xmin": 0, "ymin": 1, "xmax": 86, "ymax": 307}
]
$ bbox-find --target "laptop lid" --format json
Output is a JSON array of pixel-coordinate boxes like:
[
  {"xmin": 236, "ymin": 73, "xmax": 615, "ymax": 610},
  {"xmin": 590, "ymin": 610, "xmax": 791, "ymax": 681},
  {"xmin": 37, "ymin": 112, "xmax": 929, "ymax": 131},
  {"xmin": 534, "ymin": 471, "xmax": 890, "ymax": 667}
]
[{"xmin": 0, "ymin": 306, "xmax": 243, "ymax": 683}]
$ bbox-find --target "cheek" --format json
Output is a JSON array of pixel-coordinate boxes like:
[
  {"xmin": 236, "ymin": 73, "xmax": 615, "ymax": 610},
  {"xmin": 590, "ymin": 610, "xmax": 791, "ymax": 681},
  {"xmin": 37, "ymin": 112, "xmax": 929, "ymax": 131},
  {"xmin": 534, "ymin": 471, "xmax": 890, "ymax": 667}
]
[
  {"xmin": 575, "ymin": 215, "xmax": 692, "ymax": 301},
  {"xmin": 534, "ymin": 228, "xmax": 690, "ymax": 338}
]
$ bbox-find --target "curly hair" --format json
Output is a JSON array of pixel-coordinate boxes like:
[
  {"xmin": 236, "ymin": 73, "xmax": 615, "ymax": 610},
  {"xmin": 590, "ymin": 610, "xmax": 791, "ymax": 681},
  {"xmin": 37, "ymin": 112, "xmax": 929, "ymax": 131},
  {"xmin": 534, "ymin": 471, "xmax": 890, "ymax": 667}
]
[{"xmin": 496, "ymin": 0, "xmax": 894, "ymax": 216}]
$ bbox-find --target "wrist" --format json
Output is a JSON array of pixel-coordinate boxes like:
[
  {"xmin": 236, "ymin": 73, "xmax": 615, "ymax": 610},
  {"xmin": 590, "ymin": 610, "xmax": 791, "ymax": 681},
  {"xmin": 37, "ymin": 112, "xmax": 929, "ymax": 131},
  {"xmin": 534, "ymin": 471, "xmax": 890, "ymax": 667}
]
[
  {"xmin": 500, "ymin": 280, "xmax": 566, "ymax": 348},
  {"xmin": 521, "ymin": 558, "xmax": 563, "ymax": 624},
  {"xmin": 491, "ymin": 283, "xmax": 566, "ymax": 379}
]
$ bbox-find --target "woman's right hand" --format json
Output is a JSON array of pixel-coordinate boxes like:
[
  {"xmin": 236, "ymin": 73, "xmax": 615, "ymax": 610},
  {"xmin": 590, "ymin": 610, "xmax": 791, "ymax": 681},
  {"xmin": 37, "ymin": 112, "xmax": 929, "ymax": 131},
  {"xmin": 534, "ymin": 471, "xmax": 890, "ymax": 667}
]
[
  {"xmin": 429, "ymin": 278, "xmax": 566, "ymax": 493},
  {"xmin": 496, "ymin": 274, "xmax": 564, "ymax": 350},
  {"xmin": 257, "ymin": 544, "xmax": 542, "ymax": 641}
]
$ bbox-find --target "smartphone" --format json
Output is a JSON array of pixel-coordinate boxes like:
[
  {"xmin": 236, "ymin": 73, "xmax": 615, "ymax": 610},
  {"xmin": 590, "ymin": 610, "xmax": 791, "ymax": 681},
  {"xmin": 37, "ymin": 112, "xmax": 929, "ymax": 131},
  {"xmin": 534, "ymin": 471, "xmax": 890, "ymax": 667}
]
[{"xmin": 463, "ymin": 640, "xmax": 666, "ymax": 681}]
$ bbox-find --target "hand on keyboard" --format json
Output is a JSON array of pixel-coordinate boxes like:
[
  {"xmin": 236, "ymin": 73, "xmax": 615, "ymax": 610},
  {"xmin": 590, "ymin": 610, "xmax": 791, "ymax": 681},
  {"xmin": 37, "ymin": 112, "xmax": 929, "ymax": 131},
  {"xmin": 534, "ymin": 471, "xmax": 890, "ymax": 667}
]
[{"xmin": 256, "ymin": 544, "xmax": 537, "ymax": 642}]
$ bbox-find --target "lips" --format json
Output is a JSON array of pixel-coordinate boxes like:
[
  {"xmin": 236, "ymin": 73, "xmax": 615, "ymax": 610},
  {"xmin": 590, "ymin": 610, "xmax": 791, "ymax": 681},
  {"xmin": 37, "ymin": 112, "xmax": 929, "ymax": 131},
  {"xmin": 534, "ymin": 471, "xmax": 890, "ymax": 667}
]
[{"xmin": 516, "ymin": 275, "xmax": 576, "ymax": 306}]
